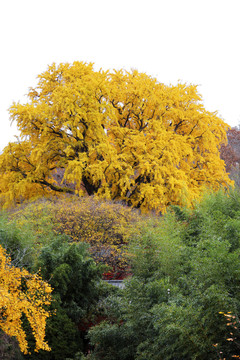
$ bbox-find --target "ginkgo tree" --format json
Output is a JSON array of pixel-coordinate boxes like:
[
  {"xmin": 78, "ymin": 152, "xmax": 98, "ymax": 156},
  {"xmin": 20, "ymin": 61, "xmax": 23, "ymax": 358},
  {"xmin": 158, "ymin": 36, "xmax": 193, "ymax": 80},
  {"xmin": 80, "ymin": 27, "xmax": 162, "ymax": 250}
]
[
  {"xmin": 0, "ymin": 61, "xmax": 232, "ymax": 212},
  {"xmin": 0, "ymin": 245, "xmax": 52, "ymax": 354}
]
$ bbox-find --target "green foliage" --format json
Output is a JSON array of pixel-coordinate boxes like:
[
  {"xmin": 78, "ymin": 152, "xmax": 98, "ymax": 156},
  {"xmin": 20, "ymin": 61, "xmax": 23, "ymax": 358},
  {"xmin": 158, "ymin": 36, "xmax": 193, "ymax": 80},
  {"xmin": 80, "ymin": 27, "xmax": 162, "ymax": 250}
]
[
  {"xmin": 0, "ymin": 213, "xmax": 35, "ymax": 270},
  {"xmin": 128, "ymin": 214, "xmax": 185, "ymax": 282},
  {"xmin": 4, "ymin": 187, "xmax": 240, "ymax": 358},
  {"xmin": 36, "ymin": 237, "xmax": 103, "ymax": 322},
  {"xmin": 89, "ymin": 321, "xmax": 136, "ymax": 360},
  {"xmin": 23, "ymin": 237, "xmax": 104, "ymax": 360},
  {"xmin": 23, "ymin": 302, "xmax": 83, "ymax": 360},
  {"xmin": 9, "ymin": 196, "xmax": 143, "ymax": 277},
  {"xmin": 0, "ymin": 206, "xmax": 107, "ymax": 359},
  {"xmin": 88, "ymin": 189, "xmax": 240, "ymax": 359}
]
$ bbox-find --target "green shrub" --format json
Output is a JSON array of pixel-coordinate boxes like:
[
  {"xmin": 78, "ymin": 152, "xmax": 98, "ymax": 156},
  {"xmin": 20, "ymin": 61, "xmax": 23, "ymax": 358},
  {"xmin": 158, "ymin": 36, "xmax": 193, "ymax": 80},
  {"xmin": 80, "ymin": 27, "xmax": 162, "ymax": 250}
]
[
  {"xmin": 8, "ymin": 195, "xmax": 144, "ymax": 277},
  {"xmin": 88, "ymin": 189, "xmax": 240, "ymax": 359},
  {"xmin": 23, "ymin": 237, "xmax": 104, "ymax": 359},
  {"xmin": 0, "ymin": 213, "xmax": 35, "ymax": 270}
]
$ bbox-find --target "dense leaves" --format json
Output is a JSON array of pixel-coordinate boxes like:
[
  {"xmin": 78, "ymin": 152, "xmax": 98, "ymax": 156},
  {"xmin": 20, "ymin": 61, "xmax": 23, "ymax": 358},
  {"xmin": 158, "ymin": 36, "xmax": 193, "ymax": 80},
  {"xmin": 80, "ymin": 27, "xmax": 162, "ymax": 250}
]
[
  {"xmin": 8, "ymin": 196, "xmax": 142, "ymax": 278},
  {"xmin": 0, "ymin": 62, "xmax": 232, "ymax": 212},
  {"xmin": 3, "ymin": 188, "xmax": 240, "ymax": 358},
  {"xmin": 0, "ymin": 73, "xmax": 238, "ymax": 357},
  {"xmin": 88, "ymin": 189, "xmax": 240, "ymax": 360},
  {"xmin": 36, "ymin": 238, "xmax": 103, "ymax": 322},
  {"xmin": 0, "ymin": 209, "xmax": 111, "ymax": 359},
  {"xmin": 23, "ymin": 236, "xmax": 105, "ymax": 360},
  {"xmin": 0, "ymin": 245, "xmax": 52, "ymax": 354},
  {"xmin": 0, "ymin": 214, "xmax": 35, "ymax": 270}
]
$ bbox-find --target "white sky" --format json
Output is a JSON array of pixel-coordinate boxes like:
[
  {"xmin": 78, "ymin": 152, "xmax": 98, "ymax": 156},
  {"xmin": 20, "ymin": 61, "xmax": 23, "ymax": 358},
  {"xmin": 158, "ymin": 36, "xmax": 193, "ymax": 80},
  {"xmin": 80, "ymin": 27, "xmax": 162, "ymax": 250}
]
[{"xmin": 1, "ymin": 0, "xmax": 240, "ymax": 151}]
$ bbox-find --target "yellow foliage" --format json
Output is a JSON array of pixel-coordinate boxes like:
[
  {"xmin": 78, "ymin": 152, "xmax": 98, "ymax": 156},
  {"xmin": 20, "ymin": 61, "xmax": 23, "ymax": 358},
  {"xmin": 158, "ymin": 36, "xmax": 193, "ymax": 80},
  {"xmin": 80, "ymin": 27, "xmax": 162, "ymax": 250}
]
[
  {"xmin": 9, "ymin": 196, "xmax": 143, "ymax": 277},
  {"xmin": 0, "ymin": 245, "xmax": 52, "ymax": 354},
  {"xmin": 0, "ymin": 62, "xmax": 233, "ymax": 212}
]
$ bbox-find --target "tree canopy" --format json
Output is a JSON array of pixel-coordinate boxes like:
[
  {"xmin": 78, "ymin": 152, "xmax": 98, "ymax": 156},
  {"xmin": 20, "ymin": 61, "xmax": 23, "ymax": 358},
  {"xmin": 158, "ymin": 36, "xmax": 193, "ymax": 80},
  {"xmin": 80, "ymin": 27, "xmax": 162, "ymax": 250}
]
[{"xmin": 0, "ymin": 62, "xmax": 232, "ymax": 212}]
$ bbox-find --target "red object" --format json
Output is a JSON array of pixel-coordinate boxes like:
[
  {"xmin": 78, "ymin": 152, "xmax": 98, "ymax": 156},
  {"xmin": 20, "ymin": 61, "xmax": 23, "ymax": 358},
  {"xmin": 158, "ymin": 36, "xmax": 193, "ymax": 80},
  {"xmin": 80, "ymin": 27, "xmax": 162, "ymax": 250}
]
[{"xmin": 102, "ymin": 266, "xmax": 132, "ymax": 280}]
